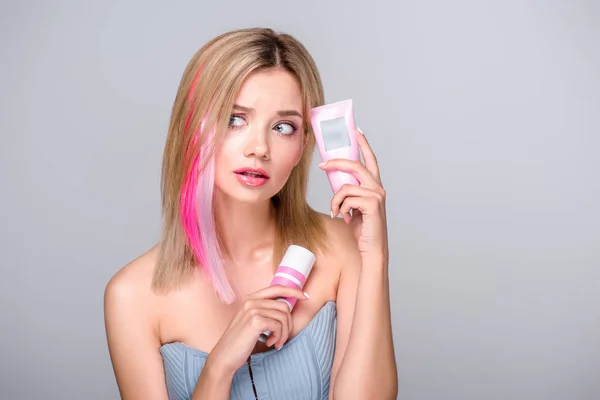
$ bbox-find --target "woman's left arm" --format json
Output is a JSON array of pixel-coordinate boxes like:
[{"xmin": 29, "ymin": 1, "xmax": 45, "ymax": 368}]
[{"xmin": 321, "ymin": 128, "xmax": 398, "ymax": 400}]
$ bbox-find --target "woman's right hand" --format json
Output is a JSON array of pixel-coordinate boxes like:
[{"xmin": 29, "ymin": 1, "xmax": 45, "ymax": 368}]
[{"xmin": 206, "ymin": 285, "xmax": 309, "ymax": 376}]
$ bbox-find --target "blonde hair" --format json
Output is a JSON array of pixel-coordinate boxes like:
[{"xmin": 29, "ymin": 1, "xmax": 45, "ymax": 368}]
[{"xmin": 152, "ymin": 28, "xmax": 328, "ymax": 303}]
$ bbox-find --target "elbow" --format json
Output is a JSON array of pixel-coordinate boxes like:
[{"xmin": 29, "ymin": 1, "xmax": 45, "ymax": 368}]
[
  {"xmin": 388, "ymin": 366, "xmax": 399, "ymax": 399},
  {"xmin": 333, "ymin": 388, "xmax": 397, "ymax": 400},
  {"xmin": 331, "ymin": 359, "xmax": 398, "ymax": 399},
  {"xmin": 333, "ymin": 379, "xmax": 398, "ymax": 400},
  {"xmin": 388, "ymin": 377, "xmax": 399, "ymax": 399},
  {"xmin": 374, "ymin": 378, "xmax": 398, "ymax": 400},
  {"xmin": 383, "ymin": 358, "xmax": 399, "ymax": 399}
]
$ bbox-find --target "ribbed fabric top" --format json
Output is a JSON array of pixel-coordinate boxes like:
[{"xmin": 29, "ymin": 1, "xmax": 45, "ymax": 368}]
[{"xmin": 160, "ymin": 301, "xmax": 337, "ymax": 400}]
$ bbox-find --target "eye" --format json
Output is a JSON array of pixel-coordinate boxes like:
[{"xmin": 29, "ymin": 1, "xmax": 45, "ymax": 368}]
[
  {"xmin": 273, "ymin": 122, "xmax": 296, "ymax": 135},
  {"xmin": 229, "ymin": 115, "xmax": 246, "ymax": 128}
]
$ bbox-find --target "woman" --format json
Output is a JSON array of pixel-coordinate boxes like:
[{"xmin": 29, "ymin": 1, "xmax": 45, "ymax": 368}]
[{"xmin": 104, "ymin": 27, "xmax": 397, "ymax": 400}]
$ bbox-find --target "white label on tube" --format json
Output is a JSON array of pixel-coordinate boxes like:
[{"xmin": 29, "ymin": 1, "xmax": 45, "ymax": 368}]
[{"xmin": 320, "ymin": 116, "xmax": 351, "ymax": 151}]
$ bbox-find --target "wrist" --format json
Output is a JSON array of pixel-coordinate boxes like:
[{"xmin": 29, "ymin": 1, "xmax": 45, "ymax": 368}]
[
  {"xmin": 360, "ymin": 252, "xmax": 388, "ymax": 271},
  {"xmin": 204, "ymin": 353, "xmax": 236, "ymax": 381},
  {"xmin": 191, "ymin": 353, "xmax": 235, "ymax": 400}
]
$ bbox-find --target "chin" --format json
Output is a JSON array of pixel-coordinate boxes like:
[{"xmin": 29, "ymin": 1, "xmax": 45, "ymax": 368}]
[
  {"xmin": 215, "ymin": 185, "xmax": 279, "ymax": 205},
  {"xmin": 235, "ymin": 193, "xmax": 274, "ymax": 205}
]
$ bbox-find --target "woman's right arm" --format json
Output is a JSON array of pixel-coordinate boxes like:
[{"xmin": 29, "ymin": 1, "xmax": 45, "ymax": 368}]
[
  {"xmin": 103, "ymin": 274, "xmax": 235, "ymax": 400},
  {"xmin": 104, "ymin": 275, "xmax": 171, "ymax": 399}
]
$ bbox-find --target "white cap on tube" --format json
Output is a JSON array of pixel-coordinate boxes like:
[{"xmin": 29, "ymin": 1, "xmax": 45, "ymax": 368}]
[
  {"xmin": 257, "ymin": 245, "xmax": 316, "ymax": 345},
  {"xmin": 279, "ymin": 244, "xmax": 316, "ymax": 280}
]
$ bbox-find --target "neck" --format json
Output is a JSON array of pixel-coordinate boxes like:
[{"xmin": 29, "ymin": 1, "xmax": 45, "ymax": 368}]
[{"xmin": 213, "ymin": 191, "xmax": 277, "ymax": 267}]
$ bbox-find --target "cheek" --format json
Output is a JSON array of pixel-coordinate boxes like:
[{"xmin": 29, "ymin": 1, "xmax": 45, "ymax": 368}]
[
  {"xmin": 214, "ymin": 136, "xmax": 239, "ymax": 170},
  {"xmin": 273, "ymin": 139, "xmax": 304, "ymax": 178},
  {"xmin": 214, "ymin": 146, "xmax": 234, "ymax": 185}
]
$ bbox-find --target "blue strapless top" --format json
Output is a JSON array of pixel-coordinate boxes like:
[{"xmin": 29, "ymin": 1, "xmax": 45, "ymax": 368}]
[{"xmin": 160, "ymin": 301, "xmax": 337, "ymax": 400}]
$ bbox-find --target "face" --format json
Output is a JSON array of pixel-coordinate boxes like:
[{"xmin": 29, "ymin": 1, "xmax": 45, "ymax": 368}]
[{"xmin": 214, "ymin": 69, "xmax": 307, "ymax": 204}]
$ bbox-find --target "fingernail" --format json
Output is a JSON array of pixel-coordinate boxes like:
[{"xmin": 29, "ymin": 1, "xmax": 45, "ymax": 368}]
[
  {"xmin": 318, "ymin": 162, "xmax": 326, "ymax": 168},
  {"xmin": 357, "ymin": 127, "xmax": 364, "ymax": 135},
  {"xmin": 304, "ymin": 292, "xmax": 310, "ymax": 299},
  {"xmin": 330, "ymin": 210, "xmax": 334, "ymax": 219}
]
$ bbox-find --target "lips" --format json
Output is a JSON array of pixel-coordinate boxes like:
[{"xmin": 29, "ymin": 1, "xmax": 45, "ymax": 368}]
[
  {"xmin": 233, "ymin": 167, "xmax": 270, "ymax": 187},
  {"xmin": 233, "ymin": 168, "xmax": 270, "ymax": 179}
]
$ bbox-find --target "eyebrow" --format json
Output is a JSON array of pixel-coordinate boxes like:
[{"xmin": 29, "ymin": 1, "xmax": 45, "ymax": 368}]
[{"xmin": 232, "ymin": 104, "xmax": 302, "ymax": 118}]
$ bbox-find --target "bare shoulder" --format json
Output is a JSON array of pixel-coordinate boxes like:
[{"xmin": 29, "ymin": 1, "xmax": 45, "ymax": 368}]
[
  {"xmin": 105, "ymin": 244, "xmax": 160, "ymax": 297},
  {"xmin": 104, "ymin": 244, "xmax": 161, "ymax": 322},
  {"xmin": 104, "ymin": 245, "xmax": 171, "ymax": 399}
]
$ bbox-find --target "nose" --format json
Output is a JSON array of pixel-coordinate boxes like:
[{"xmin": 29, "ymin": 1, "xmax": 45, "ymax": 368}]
[{"xmin": 243, "ymin": 125, "xmax": 270, "ymax": 160}]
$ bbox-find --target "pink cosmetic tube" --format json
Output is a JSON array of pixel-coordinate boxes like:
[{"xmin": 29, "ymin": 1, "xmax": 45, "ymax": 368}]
[
  {"xmin": 310, "ymin": 99, "xmax": 360, "ymax": 193},
  {"xmin": 258, "ymin": 245, "xmax": 316, "ymax": 344}
]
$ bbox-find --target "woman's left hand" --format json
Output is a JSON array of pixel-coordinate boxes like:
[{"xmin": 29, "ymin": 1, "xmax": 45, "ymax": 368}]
[{"xmin": 319, "ymin": 127, "xmax": 389, "ymax": 263}]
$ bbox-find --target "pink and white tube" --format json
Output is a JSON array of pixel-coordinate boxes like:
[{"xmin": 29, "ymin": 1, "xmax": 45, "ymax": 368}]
[
  {"xmin": 258, "ymin": 245, "xmax": 316, "ymax": 344},
  {"xmin": 310, "ymin": 99, "xmax": 360, "ymax": 193}
]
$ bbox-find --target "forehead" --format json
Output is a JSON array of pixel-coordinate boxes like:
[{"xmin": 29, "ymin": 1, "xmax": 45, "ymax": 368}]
[{"xmin": 234, "ymin": 69, "xmax": 303, "ymax": 113}]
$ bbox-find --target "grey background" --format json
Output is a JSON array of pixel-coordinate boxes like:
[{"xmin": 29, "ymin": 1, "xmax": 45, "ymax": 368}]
[{"xmin": 1, "ymin": 1, "xmax": 599, "ymax": 399}]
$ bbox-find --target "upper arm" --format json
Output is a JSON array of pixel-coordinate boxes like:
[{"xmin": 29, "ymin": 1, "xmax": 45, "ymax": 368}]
[
  {"xmin": 104, "ymin": 272, "xmax": 169, "ymax": 400},
  {"xmin": 327, "ymin": 220, "xmax": 362, "ymax": 398}
]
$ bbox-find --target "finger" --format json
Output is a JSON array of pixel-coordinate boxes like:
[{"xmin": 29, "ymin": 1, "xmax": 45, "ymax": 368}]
[
  {"xmin": 319, "ymin": 158, "xmax": 379, "ymax": 189},
  {"xmin": 339, "ymin": 197, "xmax": 358, "ymax": 224},
  {"xmin": 263, "ymin": 321, "xmax": 282, "ymax": 348},
  {"xmin": 266, "ymin": 333, "xmax": 279, "ymax": 348},
  {"xmin": 249, "ymin": 314, "xmax": 284, "ymax": 346},
  {"xmin": 330, "ymin": 184, "xmax": 382, "ymax": 219},
  {"xmin": 272, "ymin": 310, "xmax": 291, "ymax": 350},
  {"xmin": 246, "ymin": 308, "xmax": 287, "ymax": 340},
  {"xmin": 340, "ymin": 203, "xmax": 352, "ymax": 224},
  {"xmin": 262, "ymin": 310, "xmax": 290, "ymax": 349},
  {"xmin": 249, "ymin": 309, "xmax": 289, "ymax": 349},
  {"xmin": 355, "ymin": 128, "xmax": 381, "ymax": 183},
  {"xmin": 244, "ymin": 299, "xmax": 293, "ymax": 333},
  {"xmin": 270, "ymin": 299, "xmax": 293, "ymax": 333},
  {"xmin": 248, "ymin": 285, "xmax": 309, "ymax": 302},
  {"xmin": 338, "ymin": 195, "xmax": 382, "ymax": 222}
]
